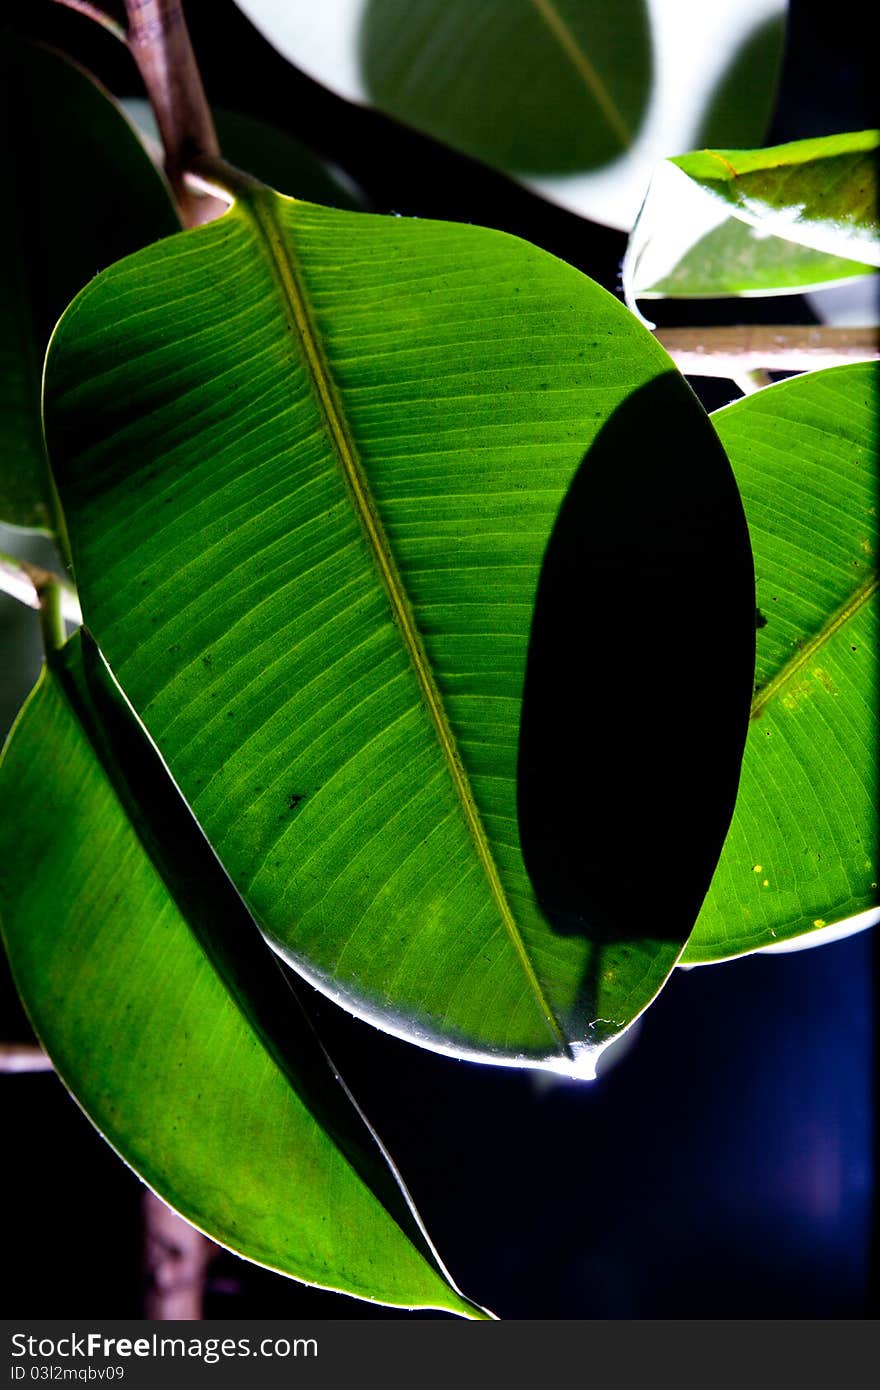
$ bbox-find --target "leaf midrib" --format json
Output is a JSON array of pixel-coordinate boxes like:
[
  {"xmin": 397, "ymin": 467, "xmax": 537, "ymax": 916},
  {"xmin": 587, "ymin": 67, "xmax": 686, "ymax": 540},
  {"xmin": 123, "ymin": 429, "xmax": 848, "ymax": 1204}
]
[
  {"xmin": 529, "ymin": 0, "xmax": 632, "ymax": 148},
  {"xmin": 241, "ymin": 189, "xmax": 569, "ymax": 1057},
  {"xmin": 751, "ymin": 568, "xmax": 877, "ymax": 719}
]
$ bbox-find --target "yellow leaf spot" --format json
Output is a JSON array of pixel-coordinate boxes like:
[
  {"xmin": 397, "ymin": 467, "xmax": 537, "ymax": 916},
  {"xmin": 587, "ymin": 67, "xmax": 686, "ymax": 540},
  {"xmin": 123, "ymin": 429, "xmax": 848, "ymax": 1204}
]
[
  {"xmin": 781, "ymin": 678, "xmax": 811, "ymax": 711},
  {"xmin": 812, "ymin": 667, "xmax": 839, "ymax": 696},
  {"xmin": 762, "ymin": 879, "xmax": 770, "ymax": 887},
  {"xmin": 813, "ymin": 918, "xmax": 826, "ymax": 928},
  {"xmin": 753, "ymin": 864, "xmax": 762, "ymax": 873}
]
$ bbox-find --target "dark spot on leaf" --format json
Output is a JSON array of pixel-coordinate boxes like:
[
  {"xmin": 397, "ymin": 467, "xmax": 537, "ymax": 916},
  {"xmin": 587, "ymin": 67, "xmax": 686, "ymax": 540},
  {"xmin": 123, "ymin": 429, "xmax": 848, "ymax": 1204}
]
[
  {"xmin": 286, "ymin": 792, "xmax": 306, "ymax": 811},
  {"xmin": 755, "ymin": 607, "xmax": 768, "ymax": 629}
]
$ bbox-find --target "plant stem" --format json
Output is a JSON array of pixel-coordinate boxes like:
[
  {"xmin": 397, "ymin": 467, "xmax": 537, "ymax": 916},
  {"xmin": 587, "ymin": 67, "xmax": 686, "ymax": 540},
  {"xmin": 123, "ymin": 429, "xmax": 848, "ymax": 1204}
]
[
  {"xmin": 50, "ymin": 0, "xmax": 127, "ymax": 42},
  {"xmin": 0, "ymin": 552, "xmax": 82, "ymax": 627},
  {"xmin": 732, "ymin": 368, "xmax": 773, "ymax": 396},
  {"xmin": 654, "ymin": 324, "xmax": 879, "ymax": 378},
  {"xmin": 0, "ymin": 1044, "xmax": 54, "ymax": 1074},
  {"xmin": 143, "ymin": 1191, "xmax": 214, "ymax": 1319},
  {"xmin": 38, "ymin": 579, "xmax": 68, "ymax": 654},
  {"xmin": 123, "ymin": 0, "xmax": 224, "ymax": 227},
  {"xmin": 183, "ymin": 154, "xmax": 266, "ymax": 206}
]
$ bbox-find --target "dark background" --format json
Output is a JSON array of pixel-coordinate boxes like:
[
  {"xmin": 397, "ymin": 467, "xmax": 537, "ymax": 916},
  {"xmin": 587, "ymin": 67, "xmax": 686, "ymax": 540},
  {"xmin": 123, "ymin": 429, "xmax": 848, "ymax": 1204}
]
[{"xmin": 1, "ymin": 0, "xmax": 876, "ymax": 1320}]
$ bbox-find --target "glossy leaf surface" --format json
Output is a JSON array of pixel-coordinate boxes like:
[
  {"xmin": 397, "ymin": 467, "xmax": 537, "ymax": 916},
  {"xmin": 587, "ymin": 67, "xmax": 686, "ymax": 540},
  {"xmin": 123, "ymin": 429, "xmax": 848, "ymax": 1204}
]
[
  {"xmin": 668, "ymin": 132, "xmax": 880, "ymax": 264},
  {"xmin": 45, "ymin": 189, "xmax": 753, "ymax": 1072},
  {"xmin": 683, "ymin": 364, "xmax": 878, "ymax": 963},
  {"xmin": 626, "ymin": 175, "xmax": 876, "ymax": 304},
  {"xmin": 0, "ymin": 632, "xmax": 484, "ymax": 1316},
  {"xmin": 0, "ymin": 37, "xmax": 178, "ymax": 531},
  {"xmin": 232, "ymin": 0, "xmax": 786, "ymax": 230},
  {"xmin": 627, "ymin": 130, "xmax": 879, "ymax": 309}
]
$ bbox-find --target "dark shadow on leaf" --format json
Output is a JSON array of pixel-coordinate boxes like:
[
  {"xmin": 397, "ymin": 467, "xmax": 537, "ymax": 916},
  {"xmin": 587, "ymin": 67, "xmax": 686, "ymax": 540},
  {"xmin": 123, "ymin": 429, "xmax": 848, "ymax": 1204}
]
[{"xmin": 518, "ymin": 374, "xmax": 755, "ymax": 985}]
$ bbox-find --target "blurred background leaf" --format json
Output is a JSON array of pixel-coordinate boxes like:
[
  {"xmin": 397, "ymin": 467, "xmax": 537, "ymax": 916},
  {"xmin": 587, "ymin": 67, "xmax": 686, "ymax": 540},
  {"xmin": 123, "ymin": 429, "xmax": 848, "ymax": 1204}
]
[
  {"xmin": 231, "ymin": 0, "xmax": 788, "ymax": 230},
  {"xmin": 0, "ymin": 35, "xmax": 178, "ymax": 533}
]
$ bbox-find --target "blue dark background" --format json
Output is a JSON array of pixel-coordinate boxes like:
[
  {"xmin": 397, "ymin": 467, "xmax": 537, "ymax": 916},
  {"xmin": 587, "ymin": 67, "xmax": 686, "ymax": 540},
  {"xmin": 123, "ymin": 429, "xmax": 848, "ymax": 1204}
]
[{"xmin": 0, "ymin": 0, "xmax": 876, "ymax": 1319}]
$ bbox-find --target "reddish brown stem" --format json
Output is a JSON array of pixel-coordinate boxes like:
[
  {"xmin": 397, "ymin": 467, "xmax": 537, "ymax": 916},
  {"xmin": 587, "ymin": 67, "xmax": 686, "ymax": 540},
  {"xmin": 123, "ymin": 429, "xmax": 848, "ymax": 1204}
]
[
  {"xmin": 124, "ymin": 0, "xmax": 225, "ymax": 227},
  {"xmin": 143, "ymin": 1191, "xmax": 214, "ymax": 1319}
]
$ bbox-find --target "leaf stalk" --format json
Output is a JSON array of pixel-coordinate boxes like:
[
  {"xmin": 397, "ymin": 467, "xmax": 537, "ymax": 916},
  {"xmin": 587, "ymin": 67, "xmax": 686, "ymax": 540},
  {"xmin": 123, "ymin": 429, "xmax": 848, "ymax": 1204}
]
[
  {"xmin": 0, "ymin": 552, "xmax": 82, "ymax": 628},
  {"xmin": 123, "ymin": 0, "xmax": 225, "ymax": 227},
  {"xmin": 0, "ymin": 1043, "xmax": 53, "ymax": 1074},
  {"xmin": 655, "ymin": 324, "xmax": 879, "ymax": 378}
]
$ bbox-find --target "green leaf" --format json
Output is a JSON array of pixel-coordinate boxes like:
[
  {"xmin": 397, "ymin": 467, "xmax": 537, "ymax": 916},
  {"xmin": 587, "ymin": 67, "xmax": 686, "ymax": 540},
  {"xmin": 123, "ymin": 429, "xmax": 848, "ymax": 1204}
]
[
  {"xmin": 44, "ymin": 184, "xmax": 753, "ymax": 1073},
  {"xmin": 358, "ymin": 0, "xmax": 651, "ymax": 176},
  {"xmin": 231, "ymin": 0, "xmax": 787, "ymax": 230},
  {"xmin": 669, "ymin": 133, "xmax": 880, "ymax": 263},
  {"xmin": 683, "ymin": 364, "xmax": 878, "ymax": 964},
  {"xmin": 0, "ymin": 630, "xmax": 486, "ymax": 1317},
  {"xmin": 626, "ymin": 194, "xmax": 876, "ymax": 304},
  {"xmin": 626, "ymin": 130, "xmax": 880, "ymax": 309},
  {"xmin": 0, "ymin": 37, "xmax": 178, "ymax": 533}
]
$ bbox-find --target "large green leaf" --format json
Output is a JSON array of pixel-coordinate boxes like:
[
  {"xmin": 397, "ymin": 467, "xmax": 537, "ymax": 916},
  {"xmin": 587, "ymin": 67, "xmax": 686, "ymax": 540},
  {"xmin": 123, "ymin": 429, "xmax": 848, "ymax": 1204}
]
[
  {"xmin": 0, "ymin": 630, "xmax": 485, "ymax": 1316},
  {"xmin": 44, "ymin": 183, "xmax": 753, "ymax": 1073},
  {"xmin": 0, "ymin": 37, "xmax": 178, "ymax": 532},
  {"xmin": 683, "ymin": 364, "xmax": 878, "ymax": 963},
  {"xmin": 231, "ymin": 0, "xmax": 786, "ymax": 230}
]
